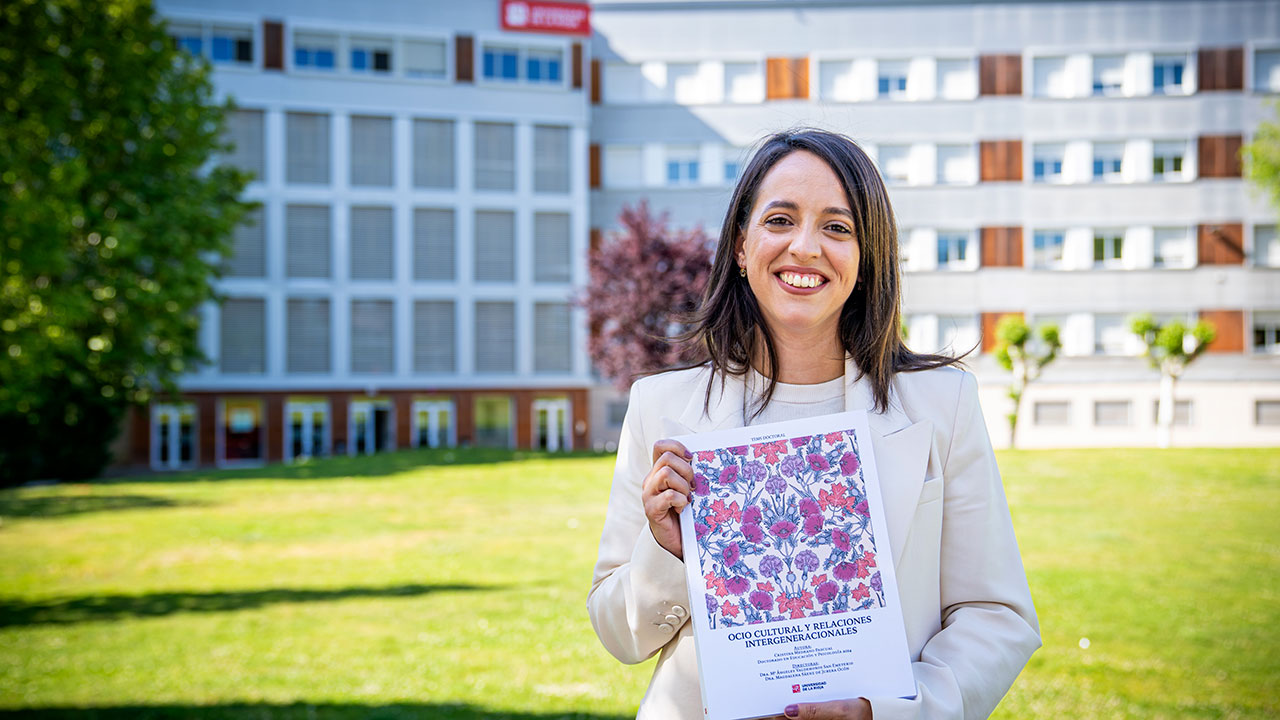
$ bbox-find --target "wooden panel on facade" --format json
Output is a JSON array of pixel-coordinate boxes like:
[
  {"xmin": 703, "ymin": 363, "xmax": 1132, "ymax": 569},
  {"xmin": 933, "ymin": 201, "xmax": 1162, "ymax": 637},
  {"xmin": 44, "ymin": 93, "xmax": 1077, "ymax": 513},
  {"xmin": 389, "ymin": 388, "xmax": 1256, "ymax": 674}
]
[
  {"xmin": 197, "ymin": 395, "xmax": 217, "ymax": 466},
  {"xmin": 590, "ymin": 227, "xmax": 602, "ymax": 253},
  {"xmin": 766, "ymin": 57, "xmax": 808, "ymax": 100},
  {"xmin": 981, "ymin": 311, "xmax": 1024, "ymax": 353},
  {"xmin": 455, "ymin": 391, "xmax": 475, "ymax": 446},
  {"xmin": 1198, "ymin": 47, "xmax": 1244, "ymax": 91},
  {"xmin": 980, "ymin": 226, "xmax": 1024, "ymax": 267},
  {"xmin": 1199, "ymin": 309, "xmax": 1244, "ymax": 352},
  {"xmin": 1198, "ymin": 134, "xmax": 1243, "ymax": 178},
  {"xmin": 455, "ymin": 35, "xmax": 474, "ymax": 83},
  {"xmin": 330, "ymin": 393, "xmax": 348, "ymax": 454},
  {"xmin": 979, "ymin": 140, "xmax": 1022, "ymax": 182},
  {"xmin": 572, "ymin": 43, "xmax": 584, "ymax": 89},
  {"xmin": 265, "ymin": 394, "xmax": 284, "ymax": 462},
  {"xmin": 589, "ymin": 143, "xmax": 601, "ymax": 188},
  {"xmin": 129, "ymin": 405, "xmax": 150, "ymax": 466},
  {"xmin": 590, "ymin": 58, "xmax": 602, "ymax": 104},
  {"xmin": 979, "ymin": 54, "xmax": 1022, "ymax": 95},
  {"xmin": 514, "ymin": 390, "xmax": 534, "ymax": 449},
  {"xmin": 570, "ymin": 388, "xmax": 590, "ymax": 449},
  {"xmin": 262, "ymin": 21, "xmax": 284, "ymax": 71},
  {"xmin": 1197, "ymin": 223, "xmax": 1245, "ymax": 265}
]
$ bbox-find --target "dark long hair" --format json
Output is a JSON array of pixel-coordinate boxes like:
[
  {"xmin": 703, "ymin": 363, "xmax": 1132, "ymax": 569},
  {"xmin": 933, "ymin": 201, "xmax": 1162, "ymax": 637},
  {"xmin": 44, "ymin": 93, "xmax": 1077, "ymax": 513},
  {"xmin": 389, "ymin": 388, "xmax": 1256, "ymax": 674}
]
[{"xmin": 678, "ymin": 128, "xmax": 963, "ymax": 417}]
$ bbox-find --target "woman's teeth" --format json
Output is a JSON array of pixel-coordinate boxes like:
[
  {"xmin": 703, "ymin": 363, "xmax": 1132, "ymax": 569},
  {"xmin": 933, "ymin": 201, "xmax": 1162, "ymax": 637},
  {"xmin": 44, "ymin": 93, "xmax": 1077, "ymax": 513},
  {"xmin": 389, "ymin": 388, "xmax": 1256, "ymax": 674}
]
[{"xmin": 779, "ymin": 272, "xmax": 825, "ymax": 288}]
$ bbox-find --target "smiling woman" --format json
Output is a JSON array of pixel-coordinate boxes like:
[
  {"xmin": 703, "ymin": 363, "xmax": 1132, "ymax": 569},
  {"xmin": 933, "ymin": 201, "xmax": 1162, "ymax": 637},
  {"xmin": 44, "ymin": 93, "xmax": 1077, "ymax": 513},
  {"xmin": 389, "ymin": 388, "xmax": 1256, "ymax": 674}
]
[{"xmin": 588, "ymin": 129, "xmax": 1041, "ymax": 720}]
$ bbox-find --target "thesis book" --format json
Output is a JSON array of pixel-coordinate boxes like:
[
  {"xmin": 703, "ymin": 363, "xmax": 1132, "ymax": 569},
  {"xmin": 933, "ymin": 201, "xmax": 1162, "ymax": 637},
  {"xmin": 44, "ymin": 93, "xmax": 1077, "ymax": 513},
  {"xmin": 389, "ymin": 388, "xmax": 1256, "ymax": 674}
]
[{"xmin": 673, "ymin": 410, "xmax": 915, "ymax": 720}]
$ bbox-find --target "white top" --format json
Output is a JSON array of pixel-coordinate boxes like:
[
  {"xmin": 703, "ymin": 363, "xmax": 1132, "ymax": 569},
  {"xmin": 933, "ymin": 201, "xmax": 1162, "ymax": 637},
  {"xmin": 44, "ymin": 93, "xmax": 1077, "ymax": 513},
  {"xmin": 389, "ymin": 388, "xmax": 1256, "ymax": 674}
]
[{"xmin": 747, "ymin": 368, "xmax": 845, "ymax": 425}]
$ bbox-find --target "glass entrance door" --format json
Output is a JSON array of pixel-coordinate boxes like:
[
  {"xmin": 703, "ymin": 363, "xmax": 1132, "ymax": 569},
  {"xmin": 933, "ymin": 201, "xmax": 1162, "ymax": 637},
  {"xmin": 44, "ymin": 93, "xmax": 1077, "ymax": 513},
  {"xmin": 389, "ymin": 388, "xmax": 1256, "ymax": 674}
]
[
  {"xmin": 412, "ymin": 400, "xmax": 455, "ymax": 448},
  {"xmin": 285, "ymin": 401, "xmax": 329, "ymax": 462},
  {"xmin": 152, "ymin": 403, "xmax": 196, "ymax": 470},
  {"xmin": 350, "ymin": 400, "xmax": 393, "ymax": 455},
  {"xmin": 532, "ymin": 397, "xmax": 571, "ymax": 452}
]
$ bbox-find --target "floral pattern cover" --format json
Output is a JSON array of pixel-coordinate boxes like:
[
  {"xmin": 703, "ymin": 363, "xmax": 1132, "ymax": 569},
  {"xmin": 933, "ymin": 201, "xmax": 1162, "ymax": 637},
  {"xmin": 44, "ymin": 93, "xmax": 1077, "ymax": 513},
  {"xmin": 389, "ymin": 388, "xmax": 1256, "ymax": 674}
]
[{"xmin": 689, "ymin": 428, "xmax": 885, "ymax": 629}]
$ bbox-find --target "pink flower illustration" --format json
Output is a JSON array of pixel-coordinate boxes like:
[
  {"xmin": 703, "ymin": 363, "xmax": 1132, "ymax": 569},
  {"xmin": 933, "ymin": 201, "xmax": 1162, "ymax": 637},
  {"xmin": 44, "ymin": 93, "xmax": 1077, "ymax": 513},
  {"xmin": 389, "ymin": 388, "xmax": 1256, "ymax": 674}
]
[
  {"xmin": 692, "ymin": 473, "xmax": 711, "ymax": 496},
  {"xmin": 742, "ymin": 505, "xmax": 763, "ymax": 526},
  {"xmin": 790, "ymin": 436, "xmax": 812, "ymax": 448},
  {"xmin": 832, "ymin": 528, "xmax": 851, "ymax": 551},
  {"xmin": 726, "ymin": 575, "xmax": 750, "ymax": 595},
  {"xmin": 728, "ymin": 445, "xmax": 749, "ymax": 455},
  {"xmin": 742, "ymin": 523, "xmax": 764, "ymax": 544},
  {"xmin": 749, "ymin": 589, "xmax": 774, "ymax": 612},
  {"xmin": 798, "ymin": 497, "xmax": 821, "ymax": 517},
  {"xmin": 824, "ymin": 431, "xmax": 845, "ymax": 445},
  {"xmin": 854, "ymin": 499, "xmax": 869, "ymax": 517},
  {"xmin": 721, "ymin": 599, "xmax": 741, "ymax": 618},
  {"xmin": 850, "ymin": 583, "xmax": 871, "ymax": 601},
  {"xmin": 833, "ymin": 562, "xmax": 858, "ymax": 582},
  {"xmin": 806, "ymin": 453, "xmax": 829, "ymax": 472},
  {"xmin": 803, "ymin": 514, "xmax": 823, "ymax": 536},
  {"xmin": 696, "ymin": 450, "xmax": 716, "ymax": 462},
  {"xmin": 840, "ymin": 452, "xmax": 860, "ymax": 476},
  {"xmin": 722, "ymin": 542, "xmax": 741, "ymax": 567},
  {"xmin": 769, "ymin": 520, "xmax": 797, "ymax": 539},
  {"xmin": 816, "ymin": 580, "xmax": 839, "ymax": 603},
  {"xmin": 718, "ymin": 465, "xmax": 738, "ymax": 485}
]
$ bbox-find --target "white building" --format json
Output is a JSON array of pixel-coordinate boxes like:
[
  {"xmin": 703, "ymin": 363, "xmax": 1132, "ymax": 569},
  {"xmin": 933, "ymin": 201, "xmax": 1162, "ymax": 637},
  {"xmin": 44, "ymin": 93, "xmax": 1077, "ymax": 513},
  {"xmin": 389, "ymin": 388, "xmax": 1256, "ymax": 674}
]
[
  {"xmin": 586, "ymin": 0, "xmax": 1280, "ymax": 448},
  {"xmin": 133, "ymin": 0, "xmax": 594, "ymax": 469}
]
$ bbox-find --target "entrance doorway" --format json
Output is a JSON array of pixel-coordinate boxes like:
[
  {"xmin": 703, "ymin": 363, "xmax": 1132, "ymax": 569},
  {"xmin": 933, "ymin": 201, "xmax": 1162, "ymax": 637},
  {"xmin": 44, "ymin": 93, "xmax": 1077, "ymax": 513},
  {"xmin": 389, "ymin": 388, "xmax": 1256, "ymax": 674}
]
[
  {"xmin": 350, "ymin": 399, "xmax": 393, "ymax": 455},
  {"xmin": 151, "ymin": 403, "xmax": 196, "ymax": 470},
  {"xmin": 285, "ymin": 400, "xmax": 329, "ymax": 461},
  {"xmin": 532, "ymin": 397, "xmax": 571, "ymax": 452},
  {"xmin": 412, "ymin": 400, "xmax": 455, "ymax": 448}
]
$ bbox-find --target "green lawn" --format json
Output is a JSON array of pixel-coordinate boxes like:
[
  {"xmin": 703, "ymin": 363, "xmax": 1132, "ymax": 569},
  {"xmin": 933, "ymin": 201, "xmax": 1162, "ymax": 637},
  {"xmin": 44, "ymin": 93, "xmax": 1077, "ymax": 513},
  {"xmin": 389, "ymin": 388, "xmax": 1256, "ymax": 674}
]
[{"xmin": 0, "ymin": 448, "xmax": 1277, "ymax": 719}]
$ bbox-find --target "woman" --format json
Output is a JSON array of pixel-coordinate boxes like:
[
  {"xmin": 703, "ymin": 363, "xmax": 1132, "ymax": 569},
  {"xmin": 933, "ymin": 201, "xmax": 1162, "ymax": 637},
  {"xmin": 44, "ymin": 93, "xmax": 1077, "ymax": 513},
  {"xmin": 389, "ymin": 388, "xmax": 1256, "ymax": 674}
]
[{"xmin": 588, "ymin": 129, "xmax": 1039, "ymax": 720}]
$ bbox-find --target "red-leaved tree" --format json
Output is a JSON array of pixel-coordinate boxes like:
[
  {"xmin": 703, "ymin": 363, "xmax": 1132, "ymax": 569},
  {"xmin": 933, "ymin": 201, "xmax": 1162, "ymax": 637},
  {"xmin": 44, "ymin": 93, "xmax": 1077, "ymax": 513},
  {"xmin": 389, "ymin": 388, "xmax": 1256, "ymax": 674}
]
[{"xmin": 581, "ymin": 201, "xmax": 713, "ymax": 391}]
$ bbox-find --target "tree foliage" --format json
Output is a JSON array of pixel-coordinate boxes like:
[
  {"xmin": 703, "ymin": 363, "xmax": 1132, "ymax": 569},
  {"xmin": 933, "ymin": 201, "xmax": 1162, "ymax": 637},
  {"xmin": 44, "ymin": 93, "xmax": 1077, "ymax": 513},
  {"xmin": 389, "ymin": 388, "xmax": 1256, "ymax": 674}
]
[
  {"xmin": 1243, "ymin": 100, "xmax": 1280, "ymax": 222},
  {"xmin": 0, "ymin": 0, "xmax": 253, "ymax": 482},
  {"xmin": 1129, "ymin": 313, "xmax": 1216, "ymax": 449},
  {"xmin": 580, "ymin": 202, "xmax": 712, "ymax": 391},
  {"xmin": 993, "ymin": 315, "xmax": 1061, "ymax": 449}
]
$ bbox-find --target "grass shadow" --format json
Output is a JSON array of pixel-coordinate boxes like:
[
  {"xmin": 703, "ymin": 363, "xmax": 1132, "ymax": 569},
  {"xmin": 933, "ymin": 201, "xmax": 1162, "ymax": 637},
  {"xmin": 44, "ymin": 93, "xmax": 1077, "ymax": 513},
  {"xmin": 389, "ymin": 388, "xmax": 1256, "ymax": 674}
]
[
  {"xmin": 0, "ymin": 583, "xmax": 500, "ymax": 628},
  {"xmin": 0, "ymin": 703, "xmax": 633, "ymax": 719},
  {"xmin": 0, "ymin": 494, "xmax": 196, "ymax": 520}
]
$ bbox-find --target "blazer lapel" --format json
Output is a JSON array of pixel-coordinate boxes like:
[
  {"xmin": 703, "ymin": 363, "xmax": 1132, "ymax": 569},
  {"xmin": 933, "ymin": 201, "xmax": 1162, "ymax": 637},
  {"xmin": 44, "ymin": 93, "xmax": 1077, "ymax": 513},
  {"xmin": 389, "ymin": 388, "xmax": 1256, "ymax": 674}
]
[
  {"xmin": 673, "ymin": 366, "xmax": 748, "ymax": 433},
  {"xmin": 843, "ymin": 357, "xmax": 931, "ymax": 569}
]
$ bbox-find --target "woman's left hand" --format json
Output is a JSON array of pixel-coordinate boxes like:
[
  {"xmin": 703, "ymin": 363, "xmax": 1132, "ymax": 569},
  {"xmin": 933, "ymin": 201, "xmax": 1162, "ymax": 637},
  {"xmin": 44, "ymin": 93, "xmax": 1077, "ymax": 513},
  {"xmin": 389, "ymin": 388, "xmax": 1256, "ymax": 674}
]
[{"xmin": 767, "ymin": 698, "xmax": 872, "ymax": 719}]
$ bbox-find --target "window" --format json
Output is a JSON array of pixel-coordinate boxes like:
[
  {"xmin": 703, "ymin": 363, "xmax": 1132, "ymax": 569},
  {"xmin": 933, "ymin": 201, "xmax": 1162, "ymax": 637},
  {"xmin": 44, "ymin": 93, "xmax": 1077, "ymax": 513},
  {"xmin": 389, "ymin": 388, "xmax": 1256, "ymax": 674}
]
[
  {"xmin": 724, "ymin": 62, "xmax": 764, "ymax": 103},
  {"xmin": 819, "ymin": 59, "xmax": 858, "ymax": 102},
  {"xmin": 1032, "ymin": 231, "xmax": 1065, "ymax": 269},
  {"xmin": 484, "ymin": 45, "xmax": 519, "ymax": 81},
  {"xmin": 223, "ymin": 109, "xmax": 264, "ymax": 179},
  {"xmin": 351, "ymin": 36, "xmax": 392, "ymax": 73},
  {"xmin": 484, "ymin": 44, "xmax": 562, "ymax": 85},
  {"xmin": 1093, "ymin": 229, "xmax": 1125, "ymax": 267},
  {"xmin": 285, "ymin": 400, "xmax": 329, "ymax": 461},
  {"xmin": 293, "ymin": 32, "xmax": 336, "ymax": 71},
  {"xmin": 1033, "ymin": 401, "xmax": 1070, "ymax": 426},
  {"xmin": 1255, "ymin": 50, "xmax": 1280, "ymax": 93},
  {"xmin": 936, "ymin": 231, "xmax": 971, "ymax": 270},
  {"xmin": 604, "ymin": 145, "xmax": 642, "ymax": 188},
  {"xmin": 349, "ymin": 207, "xmax": 394, "ymax": 280},
  {"xmin": 533, "ymin": 125, "xmax": 570, "ymax": 193},
  {"xmin": 1033, "ymin": 144, "xmax": 1065, "ymax": 183},
  {"xmin": 413, "ymin": 208, "xmax": 455, "ymax": 281},
  {"xmin": 1254, "ymin": 225, "xmax": 1279, "ymax": 267},
  {"xmin": 534, "ymin": 302, "xmax": 572, "ymax": 373},
  {"xmin": 286, "ymin": 298, "xmax": 330, "ymax": 373},
  {"xmin": 285, "ymin": 112, "xmax": 330, "ymax": 185},
  {"xmin": 413, "ymin": 118, "xmax": 455, "ymax": 189},
  {"xmin": 152, "ymin": 403, "xmax": 196, "ymax": 470},
  {"xmin": 349, "ymin": 115, "xmax": 393, "ymax": 187},
  {"xmin": 412, "ymin": 399, "xmax": 454, "ymax": 448},
  {"xmin": 221, "ymin": 399, "xmax": 263, "ymax": 465},
  {"xmin": 724, "ymin": 148, "xmax": 745, "ymax": 184},
  {"xmin": 603, "ymin": 62, "xmax": 644, "ymax": 103},
  {"xmin": 666, "ymin": 146, "xmax": 700, "ymax": 185},
  {"xmin": 1033, "ymin": 57, "xmax": 1069, "ymax": 97},
  {"xmin": 1152, "ymin": 141, "xmax": 1187, "ymax": 181},
  {"xmin": 475, "ymin": 301, "xmax": 516, "ymax": 373},
  {"xmin": 1255, "ymin": 311, "xmax": 1280, "ymax": 354},
  {"xmin": 534, "ymin": 212, "xmax": 571, "ymax": 283},
  {"xmin": 1153, "ymin": 227, "xmax": 1193, "ymax": 268},
  {"xmin": 350, "ymin": 299, "xmax": 394, "ymax": 373},
  {"xmin": 220, "ymin": 298, "xmax": 265, "ymax": 374},
  {"xmin": 285, "ymin": 205, "xmax": 331, "ymax": 278},
  {"xmin": 1094, "ymin": 400, "xmax": 1131, "ymax": 427},
  {"xmin": 474, "ymin": 210, "xmax": 515, "ymax": 282},
  {"xmin": 1152, "ymin": 399, "xmax": 1192, "ymax": 427},
  {"xmin": 404, "ymin": 38, "xmax": 446, "ymax": 79},
  {"xmin": 226, "ymin": 207, "xmax": 264, "ymax": 278},
  {"xmin": 1094, "ymin": 313, "xmax": 1138, "ymax": 355},
  {"xmin": 413, "ymin": 300, "xmax": 455, "ymax": 372},
  {"xmin": 474, "ymin": 122, "xmax": 515, "ymax": 191},
  {"xmin": 877, "ymin": 60, "xmax": 908, "ymax": 99},
  {"xmin": 526, "ymin": 47, "xmax": 563, "ymax": 84},
  {"xmin": 349, "ymin": 399, "xmax": 393, "ymax": 455},
  {"xmin": 1092, "ymin": 142, "xmax": 1124, "ymax": 182},
  {"xmin": 170, "ymin": 22, "xmax": 203, "ymax": 58},
  {"xmin": 936, "ymin": 145, "xmax": 974, "ymax": 185},
  {"xmin": 211, "ymin": 24, "xmax": 253, "ymax": 65},
  {"xmin": 936, "ymin": 59, "xmax": 975, "ymax": 100},
  {"xmin": 667, "ymin": 62, "xmax": 706, "ymax": 103},
  {"xmin": 1092, "ymin": 55, "xmax": 1124, "ymax": 96},
  {"xmin": 877, "ymin": 145, "xmax": 911, "ymax": 185},
  {"xmin": 1257, "ymin": 400, "xmax": 1280, "ymax": 426},
  {"xmin": 474, "ymin": 395, "xmax": 513, "ymax": 448},
  {"xmin": 1153, "ymin": 54, "xmax": 1187, "ymax": 94}
]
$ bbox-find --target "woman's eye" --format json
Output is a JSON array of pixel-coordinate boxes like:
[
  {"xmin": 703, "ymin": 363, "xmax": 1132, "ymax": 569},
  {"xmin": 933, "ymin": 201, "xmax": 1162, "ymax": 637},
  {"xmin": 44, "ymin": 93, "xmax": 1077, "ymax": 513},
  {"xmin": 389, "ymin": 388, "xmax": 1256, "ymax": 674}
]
[
  {"xmin": 827, "ymin": 223, "xmax": 851, "ymax": 234},
  {"xmin": 765, "ymin": 216, "xmax": 792, "ymax": 226}
]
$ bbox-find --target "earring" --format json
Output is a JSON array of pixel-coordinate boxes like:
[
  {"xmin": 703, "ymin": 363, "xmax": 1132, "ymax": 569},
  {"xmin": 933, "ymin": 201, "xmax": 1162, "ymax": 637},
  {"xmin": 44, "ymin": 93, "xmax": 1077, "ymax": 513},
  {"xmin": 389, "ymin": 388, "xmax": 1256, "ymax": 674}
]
[{"xmin": 739, "ymin": 265, "xmax": 747, "ymax": 277}]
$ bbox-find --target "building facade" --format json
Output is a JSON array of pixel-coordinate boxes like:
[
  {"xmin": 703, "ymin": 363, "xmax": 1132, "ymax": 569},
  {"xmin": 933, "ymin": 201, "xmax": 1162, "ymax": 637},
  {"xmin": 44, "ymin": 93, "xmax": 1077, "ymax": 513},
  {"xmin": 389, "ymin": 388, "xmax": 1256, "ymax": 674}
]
[
  {"xmin": 130, "ymin": 0, "xmax": 595, "ymax": 470},
  {"xmin": 586, "ymin": 0, "xmax": 1280, "ymax": 449}
]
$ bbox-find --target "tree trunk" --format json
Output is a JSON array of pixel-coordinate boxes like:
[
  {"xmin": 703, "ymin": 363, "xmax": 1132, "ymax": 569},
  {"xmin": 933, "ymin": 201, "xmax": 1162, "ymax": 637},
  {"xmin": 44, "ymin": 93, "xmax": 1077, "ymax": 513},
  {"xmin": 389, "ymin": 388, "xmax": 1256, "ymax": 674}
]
[{"xmin": 1156, "ymin": 368, "xmax": 1176, "ymax": 449}]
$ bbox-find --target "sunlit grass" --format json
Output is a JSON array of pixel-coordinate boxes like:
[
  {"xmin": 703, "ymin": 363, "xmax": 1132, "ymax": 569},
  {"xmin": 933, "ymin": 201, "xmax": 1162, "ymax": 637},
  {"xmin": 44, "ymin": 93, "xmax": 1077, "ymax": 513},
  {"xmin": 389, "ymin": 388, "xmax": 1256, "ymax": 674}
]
[{"xmin": 1, "ymin": 447, "xmax": 1276, "ymax": 719}]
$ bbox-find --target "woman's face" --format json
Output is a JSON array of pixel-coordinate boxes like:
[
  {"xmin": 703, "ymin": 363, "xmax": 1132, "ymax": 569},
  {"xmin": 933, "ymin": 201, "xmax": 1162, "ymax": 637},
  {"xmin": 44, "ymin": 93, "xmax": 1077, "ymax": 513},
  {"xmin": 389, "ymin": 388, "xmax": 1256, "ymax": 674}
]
[{"xmin": 736, "ymin": 150, "xmax": 860, "ymax": 345}]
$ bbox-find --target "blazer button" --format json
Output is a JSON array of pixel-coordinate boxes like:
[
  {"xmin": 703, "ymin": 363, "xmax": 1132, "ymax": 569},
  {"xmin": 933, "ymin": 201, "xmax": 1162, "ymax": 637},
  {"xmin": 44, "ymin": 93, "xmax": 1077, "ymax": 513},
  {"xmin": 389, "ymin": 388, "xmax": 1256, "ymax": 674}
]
[
  {"xmin": 664, "ymin": 614, "xmax": 679, "ymax": 624},
  {"xmin": 671, "ymin": 605, "xmax": 687, "ymax": 617},
  {"xmin": 658, "ymin": 623, "xmax": 674, "ymax": 633}
]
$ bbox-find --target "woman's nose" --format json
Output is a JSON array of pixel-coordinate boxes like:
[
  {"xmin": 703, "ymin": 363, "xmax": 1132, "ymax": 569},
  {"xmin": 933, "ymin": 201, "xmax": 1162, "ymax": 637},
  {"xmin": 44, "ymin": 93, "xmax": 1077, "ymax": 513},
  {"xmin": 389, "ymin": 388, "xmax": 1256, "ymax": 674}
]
[{"xmin": 788, "ymin": 225, "xmax": 822, "ymax": 259}]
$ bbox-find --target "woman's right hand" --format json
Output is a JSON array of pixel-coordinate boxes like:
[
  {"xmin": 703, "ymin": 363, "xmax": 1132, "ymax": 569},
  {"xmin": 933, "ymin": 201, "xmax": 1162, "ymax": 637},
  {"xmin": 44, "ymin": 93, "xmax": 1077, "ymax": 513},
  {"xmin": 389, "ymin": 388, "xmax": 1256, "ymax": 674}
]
[{"xmin": 642, "ymin": 439, "xmax": 694, "ymax": 560}]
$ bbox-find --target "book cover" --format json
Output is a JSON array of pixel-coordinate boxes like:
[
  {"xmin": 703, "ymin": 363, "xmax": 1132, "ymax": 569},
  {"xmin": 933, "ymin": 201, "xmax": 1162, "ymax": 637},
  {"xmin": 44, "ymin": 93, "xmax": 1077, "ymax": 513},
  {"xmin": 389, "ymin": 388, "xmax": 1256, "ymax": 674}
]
[{"xmin": 674, "ymin": 410, "xmax": 916, "ymax": 720}]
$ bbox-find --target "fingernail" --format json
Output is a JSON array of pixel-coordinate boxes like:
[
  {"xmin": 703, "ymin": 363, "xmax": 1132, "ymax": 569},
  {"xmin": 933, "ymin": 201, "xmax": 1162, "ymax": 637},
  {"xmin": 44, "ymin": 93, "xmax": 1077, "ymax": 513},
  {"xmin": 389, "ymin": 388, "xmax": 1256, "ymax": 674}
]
[{"xmin": 784, "ymin": 705, "xmax": 799, "ymax": 718}]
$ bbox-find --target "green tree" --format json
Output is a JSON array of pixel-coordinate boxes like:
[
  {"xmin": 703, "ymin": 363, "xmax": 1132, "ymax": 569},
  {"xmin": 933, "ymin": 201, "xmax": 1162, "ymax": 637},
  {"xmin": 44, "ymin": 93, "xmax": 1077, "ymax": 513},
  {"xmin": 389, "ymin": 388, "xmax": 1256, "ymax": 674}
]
[
  {"xmin": 1243, "ymin": 100, "xmax": 1280, "ymax": 221},
  {"xmin": 0, "ymin": 0, "xmax": 252, "ymax": 483},
  {"xmin": 1130, "ymin": 314, "xmax": 1215, "ymax": 449},
  {"xmin": 994, "ymin": 315, "xmax": 1061, "ymax": 449}
]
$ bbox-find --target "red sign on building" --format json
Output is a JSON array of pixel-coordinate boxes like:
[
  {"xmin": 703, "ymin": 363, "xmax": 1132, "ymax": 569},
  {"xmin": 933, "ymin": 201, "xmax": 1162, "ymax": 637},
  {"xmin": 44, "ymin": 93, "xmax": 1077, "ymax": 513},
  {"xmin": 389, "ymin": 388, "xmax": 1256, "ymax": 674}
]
[{"xmin": 500, "ymin": 0, "xmax": 591, "ymax": 36}]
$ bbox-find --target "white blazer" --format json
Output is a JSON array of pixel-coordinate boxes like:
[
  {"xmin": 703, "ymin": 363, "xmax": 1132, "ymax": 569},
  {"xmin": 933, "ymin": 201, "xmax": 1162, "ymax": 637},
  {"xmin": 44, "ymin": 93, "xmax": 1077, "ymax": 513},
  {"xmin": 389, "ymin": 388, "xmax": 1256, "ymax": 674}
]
[{"xmin": 588, "ymin": 359, "xmax": 1040, "ymax": 720}]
